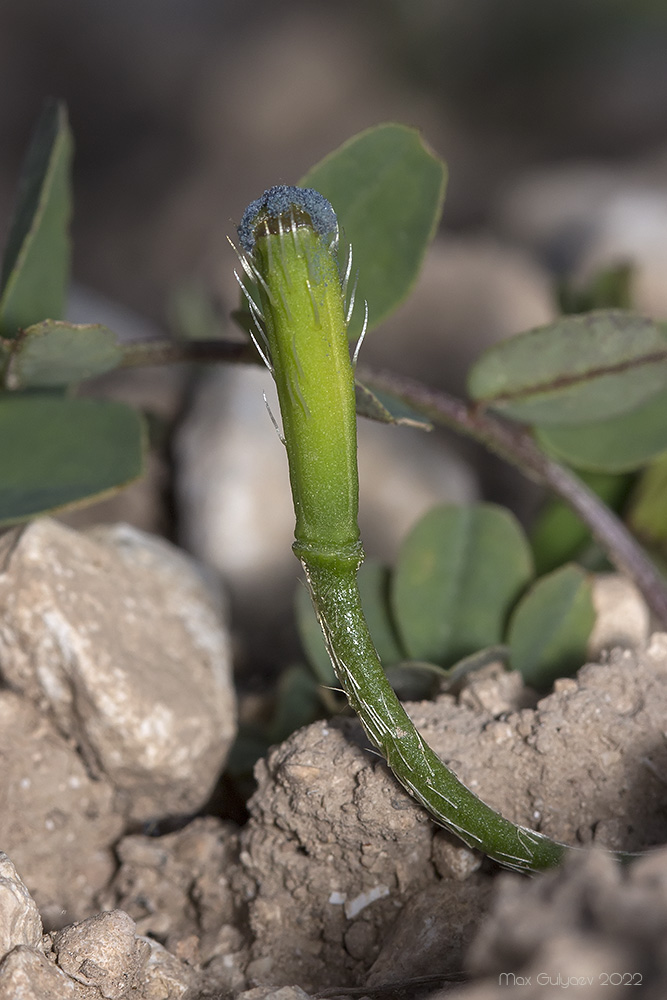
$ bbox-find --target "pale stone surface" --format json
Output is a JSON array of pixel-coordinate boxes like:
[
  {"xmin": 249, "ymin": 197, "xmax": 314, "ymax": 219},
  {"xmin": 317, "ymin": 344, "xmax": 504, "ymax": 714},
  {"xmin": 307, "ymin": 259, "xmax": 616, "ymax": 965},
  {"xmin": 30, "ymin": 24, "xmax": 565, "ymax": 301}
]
[
  {"xmin": 237, "ymin": 988, "xmax": 313, "ymax": 1000},
  {"xmin": 588, "ymin": 573, "xmax": 651, "ymax": 660},
  {"xmin": 0, "ymin": 692, "xmax": 121, "ymax": 928},
  {"xmin": 0, "ymin": 946, "xmax": 84, "ymax": 1000},
  {"xmin": 138, "ymin": 937, "xmax": 194, "ymax": 998},
  {"xmin": 0, "ymin": 855, "xmax": 43, "ymax": 959},
  {"xmin": 366, "ymin": 881, "xmax": 490, "ymax": 988},
  {"xmin": 50, "ymin": 910, "xmax": 149, "ymax": 998},
  {"xmin": 0, "ymin": 518, "xmax": 235, "ymax": 822}
]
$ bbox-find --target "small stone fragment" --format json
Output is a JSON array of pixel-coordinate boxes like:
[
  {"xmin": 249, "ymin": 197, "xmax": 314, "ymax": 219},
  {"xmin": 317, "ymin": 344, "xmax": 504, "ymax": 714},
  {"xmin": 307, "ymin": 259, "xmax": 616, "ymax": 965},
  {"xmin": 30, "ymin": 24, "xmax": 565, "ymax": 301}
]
[
  {"xmin": 237, "ymin": 987, "xmax": 313, "ymax": 1000},
  {"xmin": 0, "ymin": 854, "xmax": 43, "ymax": 959},
  {"xmin": 0, "ymin": 945, "xmax": 83, "ymax": 1000},
  {"xmin": 138, "ymin": 937, "xmax": 194, "ymax": 999},
  {"xmin": 366, "ymin": 880, "xmax": 493, "ymax": 988},
  {"xmin": 432, "ymin": 830, "xmax": 482, "ymax": 881},
  {"xmin": 50, "ymin": 910, "xmax": 149, "ymax": 999},
  {"xmin": 588, "ymin": 573, "xmax": 650, "ymax": 659},
  {"xmin": 0, "ymin": 691, "xmax": 121, "ymax": 927}
]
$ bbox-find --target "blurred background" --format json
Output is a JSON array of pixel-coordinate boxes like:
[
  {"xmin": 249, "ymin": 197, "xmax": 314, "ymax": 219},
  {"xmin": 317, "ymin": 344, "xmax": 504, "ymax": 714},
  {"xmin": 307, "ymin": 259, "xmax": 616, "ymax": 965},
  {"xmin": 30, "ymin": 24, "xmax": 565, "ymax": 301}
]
[
  {"xmin": 3, "ymin": 0, "xmax": 667, "ymax": 680},
  {"xmin": 3, "ymin": 0, "xmax": 667, "ymax": 319}
]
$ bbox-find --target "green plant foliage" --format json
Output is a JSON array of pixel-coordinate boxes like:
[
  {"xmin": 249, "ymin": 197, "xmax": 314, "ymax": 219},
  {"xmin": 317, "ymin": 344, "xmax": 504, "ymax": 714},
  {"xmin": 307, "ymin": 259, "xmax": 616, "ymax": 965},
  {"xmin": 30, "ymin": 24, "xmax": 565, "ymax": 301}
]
[
  {"xmin": 267, "ymin": 664, "xmax": 323, "ymax": 745},
  {"xmin": 626, "ymin": 454, "xmax": 667, "ymax": 558},
  {"xmin": 300, "ymin": 123, "xmax": 447, "ymax": 337},
  {"xmin": 507, "ymin": 564, "xmax": 596, "ymax": 688},
  {"xmin": 536, "ymin": 386, "xmax": 667, "ymax": 472},
  {"xmin": 557, "ymin": 262, "xmax": 634, "ymax": 315},
  {"xmin": 355, "ymin": 380, "xmax": 432, "ymax": 430},
  {"xmin": 294, "ymin": 582, "xmax": 337, "ymax": 687},
  {"xmin": 530, "ymin": 471, "xmax": 631, "ymax": 574},
  {"xmin": 392, "ymin": 503, "xmax": 534, "ymax": 666},
  {"xmin": 0, "ymin": 101, "xmax": 72, "ymax": 338},
  {"xmin": 2, "ymin": 320, "xmax": 123, "ymax": 389},
  {"xmin": 467, "ymin": 310, "xmax": 667, "ymax": 426},
  {"xmin": 357, "ymin": 560, "xmax": 405, "ymax": 667},
  {"xmin": 0, "ymin": 395, "xmax": 146, "ymax": 525}
]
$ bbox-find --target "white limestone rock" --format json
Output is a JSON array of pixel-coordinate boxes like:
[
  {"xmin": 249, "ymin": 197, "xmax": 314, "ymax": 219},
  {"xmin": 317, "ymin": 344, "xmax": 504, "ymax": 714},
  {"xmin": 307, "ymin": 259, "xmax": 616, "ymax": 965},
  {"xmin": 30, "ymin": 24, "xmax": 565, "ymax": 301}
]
[
  {"xmin": 0, "ymin": 855, "xmax": 43, "ymax": 960},
  {"xmin": 0, "ymin": 518, "xmax": 236, "ymax": 822}
]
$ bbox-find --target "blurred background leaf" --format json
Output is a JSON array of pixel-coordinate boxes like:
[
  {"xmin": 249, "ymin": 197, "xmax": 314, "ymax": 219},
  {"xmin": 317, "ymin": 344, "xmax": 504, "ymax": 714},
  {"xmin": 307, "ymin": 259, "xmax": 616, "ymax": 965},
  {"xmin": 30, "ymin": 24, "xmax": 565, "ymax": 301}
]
[
  {"xmin": 301, "ymin": 123, "xmax": 447, "ymax": 338},
  {"xmin": 535, "ymin": 388, "xmax": 667, "ymax": 472},
  {"xmin": 625, "ymin": 453, "xmax": 667, "ymax": 561},
  {"xmin": 392, "ymin": 503, "xmax": 533, "ymax": 666},
  {"xmin": 0, "ymin": 100, "xmax": 72, "ymax": 337},
  {"xmin": 530, "ymin": 470, "xmax": 632, "ymax": 574},
  {"xmin": 2, "ymin": 319, "xmax": 122, "ymax": 389},
  {"xmin": 0, "ymin": 394, "xmax": 146, "ymax": 525},
  {"xmin": 467, "ymin": 310, "xmax": 667, "ymax": 426},
  {"xmin": 507, "ymin": 563, "xmax": 595, "ymax": 688}
]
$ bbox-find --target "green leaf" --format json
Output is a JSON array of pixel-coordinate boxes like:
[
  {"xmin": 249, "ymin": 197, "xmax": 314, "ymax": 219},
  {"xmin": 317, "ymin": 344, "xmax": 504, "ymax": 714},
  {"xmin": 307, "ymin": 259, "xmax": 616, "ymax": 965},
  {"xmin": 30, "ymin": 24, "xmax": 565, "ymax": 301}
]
[
  {"xmin": 392, "ymin": 503, "xmax": 534, "ymax": 666},
  {"xmin": 507, "ymin": 564, "xmax": 595, "ymax": 688},
  {"xmin": 267, "ymin": 664, "xmax": 323, "ymax": 744},
  {"xmin": 626, "ymin": 454, "xmax": 667, "ymax": 557},
  {"xmin": 355, "ymin": 379, "xmax": 432, "ymax": 430},
  {"xmin": 294, "ymin": 582, "xmax": 337, "ymax": 686},
  {"xmin": 3, "ymin": 320, "xmax": 123, "ymax": 389},
  {"xmin": 536, "ymin": 386, "xmax": 667, "ymax": 472},
  {"xmin": 0, "ymin": 394, "xmax": 146, "ymax": 525},
  {"xmin": 301, "ymin": 123, "xmax": 447, "ymax": 337},
  {"xmin": 357, "ymin": 561, "xmax": 405, "ymax": 667},
  {"xmin": 530, "ymin": 471, "xmax": 631, "ymax": 574},
  {"xmin": 556, "ymin": 262, "xmax": 634, "ymax": 315},
  {"xmin": 384, "ymin": 660, "xmax": 450, "ymax": 701},
  {"xmin": 0, "ymin": 101, "xmax": 73, "ymax": 337},
  {"xmin": 467, "ymin": 310, "xmax": 667, "ymax": 426}
]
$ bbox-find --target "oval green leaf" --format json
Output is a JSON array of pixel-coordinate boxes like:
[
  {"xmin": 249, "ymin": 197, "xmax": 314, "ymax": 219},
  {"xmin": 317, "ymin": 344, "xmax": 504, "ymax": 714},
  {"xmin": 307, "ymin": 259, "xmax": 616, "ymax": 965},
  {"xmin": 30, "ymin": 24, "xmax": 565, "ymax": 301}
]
[
  {"xmin": 4, "ymin": 320, "xmax": 123, "ymax": 389},
  {"xmin": 507, "ymin": 564, "xmax": 595, "ymax": 688},
  {"xmin": 392, "ymin": 503, "xmax": 534, "ymax": 666},
  {"xmin": 467, "ymin": 310, "xmax": 667, "ymax": 426},
  {"xmin": 0, "ymin": 101, "xmax": 72, "ymax": 338},
  {"xmin": 0, "ymin": 394, "xmax": 146, "ymax": 525},
  {"xmin": 536, "ymin": 386, "xmax": 667, "ymax": 472},
  {"xmin": 301, "ymin": 123, "xmax": 447, "ymax": 337}
]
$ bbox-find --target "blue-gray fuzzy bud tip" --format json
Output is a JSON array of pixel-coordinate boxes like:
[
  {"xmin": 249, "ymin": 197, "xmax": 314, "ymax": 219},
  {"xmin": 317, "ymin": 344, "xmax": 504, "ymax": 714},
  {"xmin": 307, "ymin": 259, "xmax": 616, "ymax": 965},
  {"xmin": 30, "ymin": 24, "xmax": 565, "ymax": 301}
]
[{"xmin": 238, "ymin": 185, "xmax": 338, "ymax": 254}]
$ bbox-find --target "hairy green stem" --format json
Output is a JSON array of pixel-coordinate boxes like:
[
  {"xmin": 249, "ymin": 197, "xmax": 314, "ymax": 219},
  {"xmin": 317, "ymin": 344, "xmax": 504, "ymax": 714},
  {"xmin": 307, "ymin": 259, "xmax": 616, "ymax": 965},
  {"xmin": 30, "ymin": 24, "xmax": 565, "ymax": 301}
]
[
  {"xmin": 235, "ymin": 185, "xmax": 574, "ymax": 872},
  {"xmin": 304, "ymin": 556, "xmax": 566, "ymax": 871}
]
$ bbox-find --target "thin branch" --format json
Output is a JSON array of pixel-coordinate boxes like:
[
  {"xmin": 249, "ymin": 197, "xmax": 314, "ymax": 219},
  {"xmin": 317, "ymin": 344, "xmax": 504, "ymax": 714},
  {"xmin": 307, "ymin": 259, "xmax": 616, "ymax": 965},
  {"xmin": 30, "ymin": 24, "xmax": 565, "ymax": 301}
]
[
  {"xmin": 356, "ymin": 365, "xmax": 667, "ymax": 628},
  {"xmin": 119, "ymin": 338, "xmax": 256, "ymax": 368}
]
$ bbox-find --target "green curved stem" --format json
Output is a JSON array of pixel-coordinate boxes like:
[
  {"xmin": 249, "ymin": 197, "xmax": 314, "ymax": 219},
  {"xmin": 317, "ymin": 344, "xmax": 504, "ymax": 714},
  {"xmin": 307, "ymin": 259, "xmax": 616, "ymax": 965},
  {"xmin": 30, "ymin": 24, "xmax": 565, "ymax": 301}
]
[
  {"xmin": 304, "ymin": 555, "xmax": 566, "ymax": 871},
  {"xmin": 236, "ymin": 185, "xmax": 574, "ymax": 872}
]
